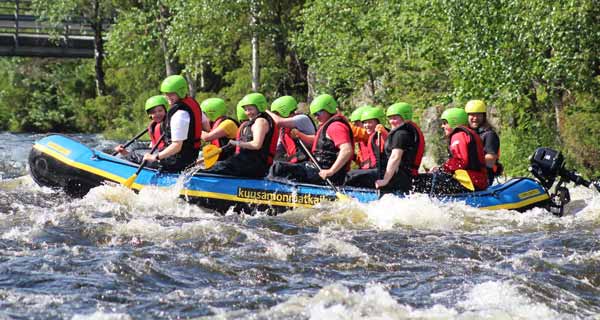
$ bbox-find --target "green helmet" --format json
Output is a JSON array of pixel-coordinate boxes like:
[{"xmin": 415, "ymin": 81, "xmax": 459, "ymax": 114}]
[
  {"xmin": 360, "ymin": 106, "xmax": 385, "ymax": 124},
  {"xmin": 238, "ymin": 92, "xmax": 268, "ymax": 112},
  {"xmin": 271, "ymin": 96, "xmax": 298, "ymax": 117},
  {"xmin": 160, "ymin": 75, "xmax": 188, "ymax": 99},
  {"xmin": 237, "ymin": 105, "xmax": 248, "ymax": 122},
  {"xmin": 350, "ymin": 105, "xmax": 372, "ymax": 122},
  {"xmin": 144, "ymin": 95, "xmax": 169, "ymax": 113},
  {"xmin": 201, "ymin": 98, "xmax": 226, "ymax": 122},
  {"xmin": 387, "ymin": 102, "xmax": 413, "ymax": 120},
  {"xmin": 309, "ymin": 94, "xmax": 337, "ymax": 115},
  {"xmin": 441, "ymin": 107, "xmax": 468, "ymax": 127}
]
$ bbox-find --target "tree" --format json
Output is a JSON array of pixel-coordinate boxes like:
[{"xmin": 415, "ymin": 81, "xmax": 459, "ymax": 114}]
[
  {"xmin": 32, "ymin": 0, "xmax": 117, "ymax": 96},
  {"xmin": 292, "ymin": 0, "xmax": 447, "ymax": 108},
  {"xmin": 437, "ymin": 0, "xmax": 600, "ymax": 133}
]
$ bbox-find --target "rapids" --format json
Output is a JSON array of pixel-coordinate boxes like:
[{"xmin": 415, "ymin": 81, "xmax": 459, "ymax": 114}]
[{"xmin": 1, "ymin": 132, "xmax": 599, "ymax": 319}]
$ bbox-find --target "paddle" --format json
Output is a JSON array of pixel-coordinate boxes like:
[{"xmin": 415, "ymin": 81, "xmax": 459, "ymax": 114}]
[
  {"xmin": 295, "ymin": 138, "xmax": 350, "ymax": 201},
  {"xmin": 198, "ymin": 144, "xmax": 234, "ymax": 169},
  {"xmin": 453, "ymin": 169, "xmax": 475, "ymax": 191},
  {"xmin": 122, "ymin": 133, "xmax": 165, "ymax": 188},
  {"xmin": 112, "ymin": 128, "xmax": 149, "ymax": 156}
]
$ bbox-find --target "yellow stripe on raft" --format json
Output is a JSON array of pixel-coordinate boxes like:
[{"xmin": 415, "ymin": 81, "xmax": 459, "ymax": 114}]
[
  {"xmin": 33, "ymin": 142, "xmax": 550, "ymax": 211},
  {"xmin": 478, "ymin": 193, "xmax": 550, "ymax": 210},
  {"xmin": 34, "ymin": 143, "xmax": 315, "ymax": 209},
  {"xmin": 34, "ymin": 143, "xmax": 136, "ymax": 186}
]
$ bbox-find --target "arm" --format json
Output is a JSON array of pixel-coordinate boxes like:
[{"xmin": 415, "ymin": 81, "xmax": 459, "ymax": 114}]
[
  {"xmin": 144, "ymin": 110, "xmax": 188, "ymax": 163},
  {"xmin": 319, "ymin": 142, "xmax": 353, "ymax": 178},
  {"xmin": 485, "ymin": 153, "xmax": 499, "ymax": 168},
  {"xmin": 201, "ymin": 126, "xmax": 227, "ymax": 141},
  {"xmin": 350, "ymin": 124, "xmax": 369, "ymax": 143},
  {"xmin": 375, "ymin": 149, "xmax": 403, "ymax": 188},
  {"xmin": 201, "ymin": 112, "xmax": 211, "ymax": 132},
  {"xmin": 295, "ymin": 130, "xmax": 315, "ymax": 146},
  {"xmin": 235, "ymin": 118, "xmax": 268, "ymax": 150},
  {"xmin": 265, "ymin": 110, "xmax": 300, "ymax": 128}
]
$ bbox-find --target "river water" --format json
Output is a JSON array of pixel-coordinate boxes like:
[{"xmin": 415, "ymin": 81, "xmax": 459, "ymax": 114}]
[{"xmin": 1, "ymin": 132, "xmax": 600, "ymax": 319}]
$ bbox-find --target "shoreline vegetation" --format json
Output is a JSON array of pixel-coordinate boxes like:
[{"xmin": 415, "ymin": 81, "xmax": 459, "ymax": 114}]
[{"xmin": 0, "ymin": 0, "xmax": 598, "ymax": 177}]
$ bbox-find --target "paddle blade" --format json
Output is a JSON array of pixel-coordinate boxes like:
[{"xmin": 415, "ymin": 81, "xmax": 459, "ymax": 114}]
[
  {"xmin": 335, "ymin": 192, "xmax": 351, "ymax": 201},
  {"xmin": 453, "ymin": 169, "xmax": 475, "ymax": 191},
  {"xmin": 122, "ymin": 173, "xmax": 138, "ymax": 188},
  {"xmin": 202, "ymin": 144, "xmax": 222, "ymax": 169}
]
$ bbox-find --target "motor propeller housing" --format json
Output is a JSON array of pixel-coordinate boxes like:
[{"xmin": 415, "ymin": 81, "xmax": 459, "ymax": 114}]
[{"xmin": 529, "ymin": 147, "xmax": 598, "ymax": 216}]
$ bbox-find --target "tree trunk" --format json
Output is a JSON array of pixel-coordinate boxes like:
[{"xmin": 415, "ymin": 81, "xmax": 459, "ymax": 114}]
[
  {"xmin": 551, "ymin": 88, "xmax": 566, "ymax": 142},
  {"xmin": 158, "ymin": 5, "xmax": 177, "ymax": 76},
  {"xmin": 92, "ymin": 0, "xmax": 106, "ymax": 96},
  {"xmin": 251, "ymin": 1, "xmax": 260, "ymax": 91}
]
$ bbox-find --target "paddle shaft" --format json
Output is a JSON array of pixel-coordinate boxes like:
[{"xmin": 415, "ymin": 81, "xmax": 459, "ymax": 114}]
[
  {"xmin": 112, "ymin": 128, "xmax": 149, "ymax": 156},
  {"xmin": 375, "ymin": 131, "xmax": 383, "ymax": 179},
  {"xmin": 296, "ymin": 138, "xmax": 344, "ymax": 194},
  {"xmin": 132, "ymin": 133, "xmax": 165, "ymax": 176}
]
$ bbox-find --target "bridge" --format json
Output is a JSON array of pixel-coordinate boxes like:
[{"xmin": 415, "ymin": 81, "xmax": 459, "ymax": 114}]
[{"xmin": 0, "ymin": 0, "xmax": 97, "ymax": 58}]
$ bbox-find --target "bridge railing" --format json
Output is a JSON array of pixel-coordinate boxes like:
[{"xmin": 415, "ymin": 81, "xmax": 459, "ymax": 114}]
[{"xmin": 0, "ymin": 0, "xmax": 100, "ymax": 58}]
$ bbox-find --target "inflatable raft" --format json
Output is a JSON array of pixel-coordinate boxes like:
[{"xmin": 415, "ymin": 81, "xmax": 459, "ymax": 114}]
[{"xmin": 30, "ymin": 135, "xmax": 573, "ymax": 215}]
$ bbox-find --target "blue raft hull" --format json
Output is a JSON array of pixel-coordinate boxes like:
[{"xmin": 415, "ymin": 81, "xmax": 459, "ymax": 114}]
[{"xmin": 28, "ymin": 135, "xmax": 551, "ymax": 214}]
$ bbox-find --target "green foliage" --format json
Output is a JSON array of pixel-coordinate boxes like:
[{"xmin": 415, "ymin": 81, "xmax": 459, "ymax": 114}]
[
  {"xmin": 1, "ymin": 0, "xmax": 599, "ymax": 176},
  {"xmin": 0, "ymin": 58, "xmax": 96, "ymax": 132},
  {"xmin": 500, "ymin": 113, "xmax": 558, "ymax": 176}
]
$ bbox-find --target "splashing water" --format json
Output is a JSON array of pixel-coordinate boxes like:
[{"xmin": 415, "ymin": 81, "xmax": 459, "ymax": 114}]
[{"xmin": 2, "ymin": 133, "xmax": 600, "ymax": 319}]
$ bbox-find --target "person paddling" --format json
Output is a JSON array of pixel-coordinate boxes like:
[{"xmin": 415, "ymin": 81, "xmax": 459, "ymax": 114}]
[
  {"xmin": 374, "ymin": 103, "xmax": 425, "ymax": 193},
  {"xmin": 348, "ymin": 105, "xmax": 371, "ymax": 168},
  {"xmin": 465, "ymin": 99, "xmax": 503, "ymax": 185},
  {"xmin": 200, "ymin": 98, "xmax": 238, "ymax": 161},
  {"xmin": 270, "ymin": 94, "xmax": 354, "ymax": 185},
  {"xmin": 200, "ymin": 93, "xmax": 279, "ymax": 178},
  {"xmin": 265, "ymin": 95, "xmax": 316, "ymax": 163},
  {"xmin": 416, "ymin": 107, "xmax": 488, "ymax": 194},
  {"xmin": 142, "ymin": 75, "xmax": 205, "ymax": 172},
  {"xmin": 345, "ymin": 106, "xmax": 389, "ymax": 187},
  {"xmin": 113, "ymin": 95, "xmax": 168, "ymax": 169}
]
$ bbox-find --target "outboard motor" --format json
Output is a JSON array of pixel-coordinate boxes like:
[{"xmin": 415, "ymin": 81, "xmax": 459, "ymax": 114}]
[{"xmin": 529, "ymin": 147, "xmax": 596, "ymax": 216}]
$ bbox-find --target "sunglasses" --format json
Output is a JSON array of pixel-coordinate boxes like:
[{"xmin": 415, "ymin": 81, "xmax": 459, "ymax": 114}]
[{"xmin": 313, "ymin": 110, "xmax": 327, "ymax": 116}]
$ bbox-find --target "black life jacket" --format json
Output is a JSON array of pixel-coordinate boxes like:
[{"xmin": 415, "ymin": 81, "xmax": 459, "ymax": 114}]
[
  {"xmin": 384, "ymin": 121, "xmax": 425, "ymax": 177},
  {"xmin": 312, "ymin": 115, "xmax": 354, "ymax": 170},
  {"xmin": 477, "ymin": 126, "xmax": 503, "ymax": 175},
  {"xmin": 236, "ymin": 112, "xmax": 279, "ymax": 165},
  {"xmin": 449, "ymin": 126, "xmax": 486, "ymax": 171},
  {"xmin": 163, "ymin": 101, "xmax": 202, "ymax": 171},
  {"xmin": 210, "ymin": 116, "xmax": 238, "ymax": 160}
]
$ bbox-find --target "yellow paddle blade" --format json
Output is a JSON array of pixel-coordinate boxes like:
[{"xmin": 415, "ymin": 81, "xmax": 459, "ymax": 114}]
[
  {"xmin": 335, "ymin": 192, "xmax": 351, "ymax": 201},
  {"xmin": 122, "ymin": 173, "xmax": 138, "ymax": 188},
  {"xmin": 202, "ymin": 144, "xmax": 222, "ymax": 169},
  {"xmin": 453, "ymin": 169, "xmax": 475, "ymax": 191}
]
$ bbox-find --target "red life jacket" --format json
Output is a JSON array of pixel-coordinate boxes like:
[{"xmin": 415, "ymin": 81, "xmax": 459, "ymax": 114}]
[
  {"xmin": 280, "ymin": 127, "xmax": 304, "ymax": 163},
  {"xmin": 236, "ymin": 112, "xmax": 280, "ymax": 165},
  {"xmin": 312, "ymin": 114, "xmax": 354, "ymax": 170},
  {"xmin": 279, "ymin": 114, "xmax": 315, "ymax": 163},
  {"xmin": 147, "ymin": 121, "xmax": 165, "ymax": 150},
  {"xmin": 181, "ymin": 96, "xmax": 203, "ymax": 149},
  {"xmin": 210, "ymin": 116, "xmax": 238, "ymax": 161},
  {"xmin": 365, "ymin": 129, "xmax": 388, "ymax": 170},
  {"xmin": 356, "ymin": 140, "xmax": 371, "ymax": 169},
  {"xmin": 448, "ymin": 126, "xmax": 488, "ymax": 190}
]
